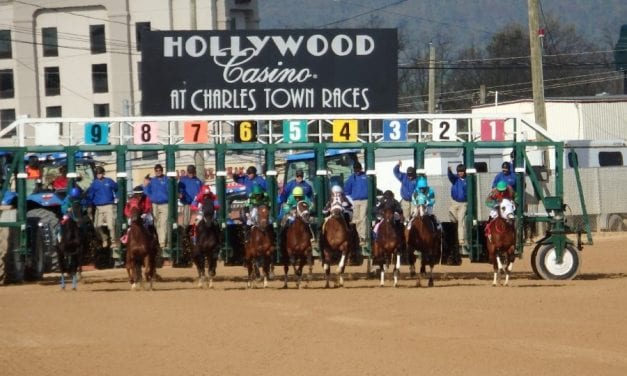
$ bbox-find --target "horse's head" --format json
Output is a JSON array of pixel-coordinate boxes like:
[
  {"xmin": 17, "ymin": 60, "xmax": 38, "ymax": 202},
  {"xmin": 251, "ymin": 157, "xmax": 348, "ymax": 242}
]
[
  {"xmin": 256, "ymin": 204, "xmax": 270, "ymax": 227},
  {"xmin": 498, "ymin": 198, "xmax": 515, "ymax": 221},
  {"xmin": 130, "ymin": 207, "xmax": 143, "ymax": 225},
  {"xmin": 412, "ymin": 203, "xmax": 427, "ymax": 218},
  {"xmin": 201, "ymin": 196, "xmax": 215, "ymax": 222},
  {"xmin": 329, "ymin": 198, "xmax": 344, "ymax": 217},
  {"xmin": 295, "ymin": 200, "xmax": 310, "ymax": 222}
]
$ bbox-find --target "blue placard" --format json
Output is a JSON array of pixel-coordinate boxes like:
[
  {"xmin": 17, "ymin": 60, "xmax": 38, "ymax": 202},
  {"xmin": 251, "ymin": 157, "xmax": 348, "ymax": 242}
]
[
  {"xmin": 383, "ymin": 119, "xmax": 407, "ymax": 141},
  {"xmin": 282, "ymin": 120, "xmax": 308, "ymax": 143},
  {"xmin": 84, "ymin": 122, "xmax": 110, "ymax": 145}
]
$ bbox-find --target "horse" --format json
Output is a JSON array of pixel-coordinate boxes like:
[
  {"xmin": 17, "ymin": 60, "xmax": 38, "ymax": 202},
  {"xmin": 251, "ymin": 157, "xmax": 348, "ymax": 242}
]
[
  {"xmin": 320, "ymin": 199, "xmax": 354, "ymax": 288},
  {"xmin": 125, "ymin": 207, "xmax": 158, "ymax": 290},
  {"xmin": 280, "ymin": 200, "xmax": 313, "ymax": 289},
  {"xmin": 485, "ymin": 198, "xmax": 516, "ymax": 286},
  {"xmin": 192, "ymin": 197, "xmax": 221, "ymax": 288},
  {"xmin": 243, "ymin": 204, "xmax": 275, "ymax": 288},
  {"xmin": 57, "ymin": 201, "xmax": 85, "ymax": 290},
  {"xmin": 372, "ymin": 204, "xmax": 403, "ymax": 287},
  {"xmin": 406, "ymin": 203, "xmax": 442, "ymax": 287}
]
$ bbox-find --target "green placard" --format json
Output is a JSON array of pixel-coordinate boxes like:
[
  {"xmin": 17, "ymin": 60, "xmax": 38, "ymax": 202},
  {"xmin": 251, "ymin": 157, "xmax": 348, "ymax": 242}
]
[{"xmin": 282, "ymin": 120, "xmax": 308, "ymax": 143}]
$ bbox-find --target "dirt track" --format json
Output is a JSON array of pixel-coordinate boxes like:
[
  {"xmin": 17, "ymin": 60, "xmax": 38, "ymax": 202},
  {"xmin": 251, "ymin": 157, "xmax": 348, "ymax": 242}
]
[{"xmin": 1, "ymin": 233, "xmax": 627, "ymax": 376}]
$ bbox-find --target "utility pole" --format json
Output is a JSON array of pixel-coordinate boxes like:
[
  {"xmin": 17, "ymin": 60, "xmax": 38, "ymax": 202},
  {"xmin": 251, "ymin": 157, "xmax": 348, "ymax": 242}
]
[
  {"xmin": 191, "ymin": 0, "xmax": 205, "ymax": 180},
  {"xmin": 528, "ymin": 0, "xmax": 547, "ymax": 135},
  {"xmin": 428, "ymin": 43, "xmax": 436, "ymax": 113}
]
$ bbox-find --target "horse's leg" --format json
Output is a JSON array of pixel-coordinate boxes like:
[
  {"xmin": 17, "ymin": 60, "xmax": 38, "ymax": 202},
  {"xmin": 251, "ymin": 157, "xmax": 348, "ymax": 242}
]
[
  {"xmin": 379, "ymin": 256, "xmax": 385, "ymax": 287},
  {"xmin": 427, "ymin": 262, "xmax": 435, "ymax": 287},
  {"xmin": 393, "ymin": 253, "xmax": 401, "ymax": 288},
  {"xmin": 246, "ymin": 258, "xmax": 254, "ymax": 289},
  {"xmin": 282, "ymin": 253, "xmax": 290, "ymax": 289},
  {"xmin": 60, "ymin": 272, "xmax": 66, "ymax": 290},
  {"xmin": 208, "ymin": 253, "xmax": 216, "ymax": 289},
  {"xmin": 323, "ymin": 250, "xmax": 331, "ymax": 288},
  {"xmin": 262, "ymin": 255, "xmax": 270, "ymax": 289},
  {"xmin": 306, "ymin": 251, "xmax": 313, "ymax": 285},
  {"xmin": 194, "ymin": 254, "xmax": 204, "ymax": 288},
  {"xmin": 504, "ymin": 245, "xmax": 515, "ymax": 286}
]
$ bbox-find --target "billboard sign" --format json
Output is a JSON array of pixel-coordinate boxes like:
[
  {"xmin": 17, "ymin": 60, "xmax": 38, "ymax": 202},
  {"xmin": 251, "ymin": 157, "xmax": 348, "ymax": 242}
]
[{"xmin": 141, "ymin": 29, "xmax": 398, "ymax": 115}]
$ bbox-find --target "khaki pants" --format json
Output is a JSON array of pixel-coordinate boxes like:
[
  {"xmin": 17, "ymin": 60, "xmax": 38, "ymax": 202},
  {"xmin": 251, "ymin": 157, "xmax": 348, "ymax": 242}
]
[
  {"xmin": 181, "ymin": 204, "xmax": 192, "ymax": 227},
  {"xmin": 94, "ymin": 204, "xmax": 119, "ymax": 252},
  {"xmin": 352, "ymin": 199, "xmax": 368, "ymax": 242},
  {"xmin": 448, "ymin": 201, "xmax": 467, "ymax": 245},
  {"xmin": 152, "ymin": 203, "xmax": 169, "ymax": 249},
  {"xmin": 400, "ymin": 199, "xmax": 414, "ymax": 222}
]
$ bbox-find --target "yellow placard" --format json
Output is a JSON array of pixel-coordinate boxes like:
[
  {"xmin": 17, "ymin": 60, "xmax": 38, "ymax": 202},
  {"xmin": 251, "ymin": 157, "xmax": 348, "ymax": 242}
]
[{"xmin": 332, "ymin": 119, "xmax": 357, "ymax": 142}]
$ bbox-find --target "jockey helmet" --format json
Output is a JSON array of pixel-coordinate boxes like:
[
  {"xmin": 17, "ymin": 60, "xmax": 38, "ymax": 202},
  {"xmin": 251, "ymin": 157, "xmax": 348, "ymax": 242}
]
[
  {"xmin": 95, "ymin": 166, "xmax": 105, "ymax": 175},
  {"xmin": 132, "ymin": 185, "xmax": 144, "ymax": 195},
  {"xmin": 292, "ymin": 186, "xmax": 304, "ymax": 197},
  {"xmin": 417, "ymin": 177, "xmax": 428, "ymax": 189},
  {"xmin": 496, "ymin": 181, "xmax": 507, "ymax": 191},
  {"xmin": 331, "ymin": 185, "xmax": 343, "ymax": 194},
  {"xmin": 246, "ymin": 166, "xmax": 257, "ymax": 175},
  {"xmin": 69, "ymin": 187, "xmax": 82, "ymax": 199},
  {"xmin": 251, "ymin": 184, "xmax": 263, "ymax": 195}
]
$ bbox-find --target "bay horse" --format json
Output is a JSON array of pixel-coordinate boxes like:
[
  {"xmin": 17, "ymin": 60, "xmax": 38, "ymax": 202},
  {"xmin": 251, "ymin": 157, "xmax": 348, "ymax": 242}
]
[
  {"xmin": 125, "ymin": 207, "xmax": 158, "ymax": 290},
  {"xmin": 192, "ymin": 197, "xmax": 221, "ymax": 288},
  {"xmin": 57, "ymin": 201, "xmax": 84, "ymax": 290},
  {"xmin": 244, "ymin": 204, "xmax": 275, "ymax": 288},
  {"xmin": 406, "ymin": 203, "xmax": 441, "ymax": 287},
  {"xmin": 486, "ymin": 198, "xmax": 516, "ymax": 286},
  {"xmin": 320, "ymin": 199, "xmax": 354, "ymax": 288},
  {"xmin": 372, "ymin": 204, "xmax": 403, "ymax": 287},
  {"xmin": 280, "ymin": 200, "xmax": 313, "ymax": 289}
]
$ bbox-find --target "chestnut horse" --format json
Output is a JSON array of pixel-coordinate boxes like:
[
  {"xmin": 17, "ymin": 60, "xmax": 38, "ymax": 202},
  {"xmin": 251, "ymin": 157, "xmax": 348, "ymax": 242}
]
[
  {"xmin": 57, "ymin": 201, "xmax": 84, "ymax": 290},
  {"xmin": 192, "ymin": 197, "xmax": 221, "ymax": 288},
  {"xmin": 280, "ymin": 200, "xmax": 313, "ymax": 289},
  {"xmin": 372, "ymin": 205, "xmax": 403, "ymax": 287},
  {"xmin": 320, "ymin": 200, "xmax": 354, "ymax": 288},
  {"xmin": 244, "ymin": 204, "xmax": 275, "ymax": 288},
  {"xmin": 125, "ymin": 207, "xmax": 158, "ymax": 290},
  {"xmin": 486, "ymin": 198, "xmax": 516, "ymax": 286},
  {"xmin": 406, "ymin": 204, "xmax": 441, "ymax": 287}
]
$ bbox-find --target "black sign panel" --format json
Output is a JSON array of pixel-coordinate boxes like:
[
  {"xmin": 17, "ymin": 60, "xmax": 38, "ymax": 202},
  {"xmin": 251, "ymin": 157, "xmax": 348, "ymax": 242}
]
[{"xmin": 140, "ymin": 29, "xmax": 398, "ymax": 115}]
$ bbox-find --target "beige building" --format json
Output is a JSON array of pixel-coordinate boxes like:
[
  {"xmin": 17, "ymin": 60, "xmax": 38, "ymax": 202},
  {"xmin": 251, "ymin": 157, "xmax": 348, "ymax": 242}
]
[{"xmin": 0, "ymin": 0, "xmax": 259, "ymax": 135}]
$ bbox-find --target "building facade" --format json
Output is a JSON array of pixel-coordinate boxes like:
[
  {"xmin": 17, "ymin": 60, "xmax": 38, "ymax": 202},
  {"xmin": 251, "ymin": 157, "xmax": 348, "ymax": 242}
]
[{"xmin": 0, "ymin": 0, "xmax": 259, "ymax": 136}]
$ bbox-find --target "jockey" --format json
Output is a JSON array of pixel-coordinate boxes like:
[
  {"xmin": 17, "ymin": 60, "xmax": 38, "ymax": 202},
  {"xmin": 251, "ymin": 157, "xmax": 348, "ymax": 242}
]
[
  {"xmin": 280, "ymin": 186, "xmax": 313, "ymax": 226},
  {"xmin": 411, "ymin": 176, "xmax": 441, "ymax": 230},
  {"xmin": 60, "ymin": 187, "xmax": 84, "ymax": 225},
  {"xmin": 373, "ymin": 190, "xmax": 404, "ymax": 238},
  {"xmin": 120, "ymin": 185, "xmax": 153, "ymax": 244},
  {"xmin": 323, "ymin": 185, "xmax": 353, "ymax": 223},
  {"xmin": 485, "ymin": 181, "xmax": 516, "ymax": 239},
  {"xmin": 245, "ymin": 184, "xmax": 272, "ymax": 226},
  {"xmin": 192, "ymin": 183, "xmax": 220, "ymax": 225}
]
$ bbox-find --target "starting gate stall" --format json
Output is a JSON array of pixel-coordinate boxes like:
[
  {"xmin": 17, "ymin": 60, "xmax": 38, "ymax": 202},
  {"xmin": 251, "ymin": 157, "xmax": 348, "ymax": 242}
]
[{"xmin": 0, "ymin": 113, "xmax": 592, "ymax": 281}]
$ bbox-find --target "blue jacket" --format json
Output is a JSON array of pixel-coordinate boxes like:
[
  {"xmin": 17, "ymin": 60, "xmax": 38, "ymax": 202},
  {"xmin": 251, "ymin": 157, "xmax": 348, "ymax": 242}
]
[
  {"xmin": 145, "ymin": 175, "xmax": 169, "ymax": 204},
  {"xmin": 492, "ymin": 171, "xmax": 517, "ymax": 190},
  {"xmin": 344, "ymin": 172, "xmax": 368, "ymax": 201},
  {"xmin": 87, "ymin": 177, "xmax": 117, "ymax": 206},
  {"xmin": 178, "ymin": 175, "xmax": 202, "ymax": 205},
  {"xmin": 393, "ymin": 165, "xmax": 417, "ymax": 201},
  {"xmin": 280, "ymin": 179, "xmax": 313, "ymax": 204},
  {"xmin": 448, "ymin": 168, "xmax": 467, "ymax": 203},
  {"xmin": 234, "ymin": 174, "xmax": 267, "ymax": 195}
]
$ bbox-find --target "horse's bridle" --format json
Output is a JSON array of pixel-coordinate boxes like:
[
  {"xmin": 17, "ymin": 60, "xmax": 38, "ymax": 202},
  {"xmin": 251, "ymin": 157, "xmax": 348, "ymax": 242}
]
[{"xmin": 296, "ymin": 200, "xmax": 310, "ymax": 220}]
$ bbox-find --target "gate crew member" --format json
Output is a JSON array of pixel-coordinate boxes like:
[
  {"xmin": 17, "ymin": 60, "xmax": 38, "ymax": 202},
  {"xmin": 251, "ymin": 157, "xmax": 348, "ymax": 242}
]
[
  {"xmin": 145, "ymin": 163, "xmax": 170, "ymax": 251},
  {"xmin": 87, "ymin": 166, "xmax": 120, "ymax": 261},
  {"xmin": 344, "ymin": 161, "xmax": 368, "ymax": 247},
  {"xmin": 178, "ymin": 165, "xmax": 203, "ymax": 228},
  {"xmin": 448, "ymin": 164, "xmax": 468, "ymax": 254},
  {"xmin": 393, "ymin": 161, "xmax": 418, "ymax": 224},
  {"xmin": 234, "ymin": 165, "xmax": 267, "ymax": 195},
  {"xmin": 280, "ymin": 169, "xmax": 313, "ymax": 206}
]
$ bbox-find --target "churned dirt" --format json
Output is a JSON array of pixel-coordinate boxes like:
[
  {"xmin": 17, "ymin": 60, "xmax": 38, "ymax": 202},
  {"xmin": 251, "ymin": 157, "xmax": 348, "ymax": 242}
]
[{"xmin": 1, "ymin": 232, "xmax": 627, "ymax": 376}]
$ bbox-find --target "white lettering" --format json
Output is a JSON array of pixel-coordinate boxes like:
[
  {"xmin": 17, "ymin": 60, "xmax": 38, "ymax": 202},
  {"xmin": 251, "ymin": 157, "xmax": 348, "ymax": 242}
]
[
  {"xmin": 331, "ymin": 34, "xmax": 353, "ymax": 56},
  {"xmin": 185, "ymin": 36, "xmax": 207, "ymax": 57},
  {"xmin": 356, "ymin": 35, "xmax": 375, "ymax": 55},
  {"xmin": 164, "ymin": 37, "xmax": 183, "ymax": 57},
  {"xmin": 307, "ymin": 34, "xmax": 328, "ymax": 56},
  {"xmin": 272, "ymin": 36, "xmax": 304, "ymax": 56},
  {"xmin": 321, "ymin": 88, "xmax": 370, "ymax": 110}
]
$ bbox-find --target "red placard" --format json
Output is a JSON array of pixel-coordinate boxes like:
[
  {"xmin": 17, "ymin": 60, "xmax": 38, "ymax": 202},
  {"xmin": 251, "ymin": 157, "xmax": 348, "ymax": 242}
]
[
  {"xmin": 184, "ymin": 121, "xmax": 209, "ymax": 143},
  {"xmin": 480, "ymin": 119, "xmax": 505, "ymax": 141}
]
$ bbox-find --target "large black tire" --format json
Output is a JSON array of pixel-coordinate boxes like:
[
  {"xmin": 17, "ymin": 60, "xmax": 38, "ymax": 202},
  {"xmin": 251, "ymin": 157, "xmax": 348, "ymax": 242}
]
[
  {"xmin": 26, "ymin": 208, "xmax": 60, "ymax": 278},
  {"xmin": 0, "ymin": 225, "xmax": 24, "ymax": 284},
  {"xmin": 534, "ymin": 244, "xmax": 581, "ymax": 280}
]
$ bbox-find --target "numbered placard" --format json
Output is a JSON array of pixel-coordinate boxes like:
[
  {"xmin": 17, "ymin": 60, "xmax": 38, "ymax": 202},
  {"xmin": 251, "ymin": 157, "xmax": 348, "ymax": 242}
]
[
  {"xmin": 134, "ymin": 122, "xmax": 159, "ymax": 144},
  {"xmin": 332, "ymin": 119, "xmax": 358, "ymax": 142},
  {"xmin": 183, "ymin": 121, "xmax": 209, "ymax": 143},
  {"xmin": 383, "ymin": 119, "xmax": 407, "ymax": 141},
  {"xmin": 84, "ymin": 122, "xmax": 110, "ymax": 145},
  {"xmin": 234, "ymin": 121, "xmax": 258, "ymax": 143},
  {"xmin": 35, "ymin": 123, "xmax": 60, "ymax": 146},
  {"xmin": 283, "ymin": 120, "xmax": 308, "ymax": 143},
  {"xmin": 432, "ymin": 119, "xmax": 457, "ymax": 141},
  {"xmin": 480, "ymin": 119, "xmax": 505, "ymax": 141}
]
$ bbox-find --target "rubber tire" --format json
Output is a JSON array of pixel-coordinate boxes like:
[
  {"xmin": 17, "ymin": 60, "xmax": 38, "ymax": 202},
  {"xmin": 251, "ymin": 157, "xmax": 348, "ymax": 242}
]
[
  {"xmin": 0, "ymin": 226, "xmax": 24, "ymax": 284},
  {"xmin": 534, "ymin": 244, "xmax": 581, "ymax": 280},
  {"xmin": 607, "ymin": 214, "xmax": 625, "ymax": 232},
  {"xmin": 530, "ymin": 246, "xmax": 541, "ymax": 279},
  {"xmin": 26, "ymin": 208, "xmax": 60, "ymax": 276}
]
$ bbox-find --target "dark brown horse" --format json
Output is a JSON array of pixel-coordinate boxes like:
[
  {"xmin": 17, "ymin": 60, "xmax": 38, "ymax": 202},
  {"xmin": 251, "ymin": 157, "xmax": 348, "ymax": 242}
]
[
  {"xmin": 406, "ymin": 204, "xmax": 441, "ymax": 287},
  {"xmin": 281, "ymin": 200, "xmax": 313, "ymax": 289},
  {"xmin": 244, "ymin": 204, "xmax": 275, "ymax": 288},
  {"xmin": 125, "ymin": 207, "xmax": 158, "ymax": 290},
  {"xmin": 57, "ymin": 201, "xmax": 84, "ymax": 290},
  {"xmin": 372, "ymin": 205, "xmax": 403, "ymax": 287},
  {"xmin": 192, "ymin": 198, "xmax": 221, "ymax": 288},
  {"xmin": 486, "ymin": 198, "xmax": 516, "ymax": 286},
  {"xmin": 321, "ymin": 200, "xmax": 354, "ymax": 288}
]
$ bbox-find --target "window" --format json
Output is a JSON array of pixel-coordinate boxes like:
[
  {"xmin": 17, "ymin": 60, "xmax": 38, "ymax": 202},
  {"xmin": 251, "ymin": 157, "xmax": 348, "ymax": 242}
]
[
  {"xmin": 0, "ymin": 30, "xmax": 12, "ymax": 59},
  {"xmin": 89, "ymin": 24, "xmax": 106, "ymax": 54},
  {"xmin": 44, "ymin": 66, "xmax": 60, "ymax": 96},
  {"xmin": 473, "ymin": 162, "xmax": 488, "ymax": 173},
  {"xmin": 92, "ymin": 64, "xmax": 108, "ymax": 93},
  {"xmin": 142, "ymin": 151, "xmax": 158, "ymax": 160},
  {"xmin": 0, "ymin": 69, "xmax": 14, "ymax": 98},
  {"xmin": 598, "ymin": 151, "xmax": 623, "ymax": 167},
  {"xmin": 137, "ymin": 61, "xmax": 142, "ymax": 91},
  {"xmin": 135, "ymin": 22, "xmax": 151, "ymax": 51},
  {"xmin": 0, "ymin": 108, "xmax": 16, "ymax": 138},
  {"xmin": 93, "ymin": 103, "xmax": 109, "ymax": 117},
  {"xmin": 46, "ymin": 106, "xmax": 62, "ymax": 118},
  {"xmin": 42, "ymin": 27, "xmax": 58, "ymax": 57}
]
